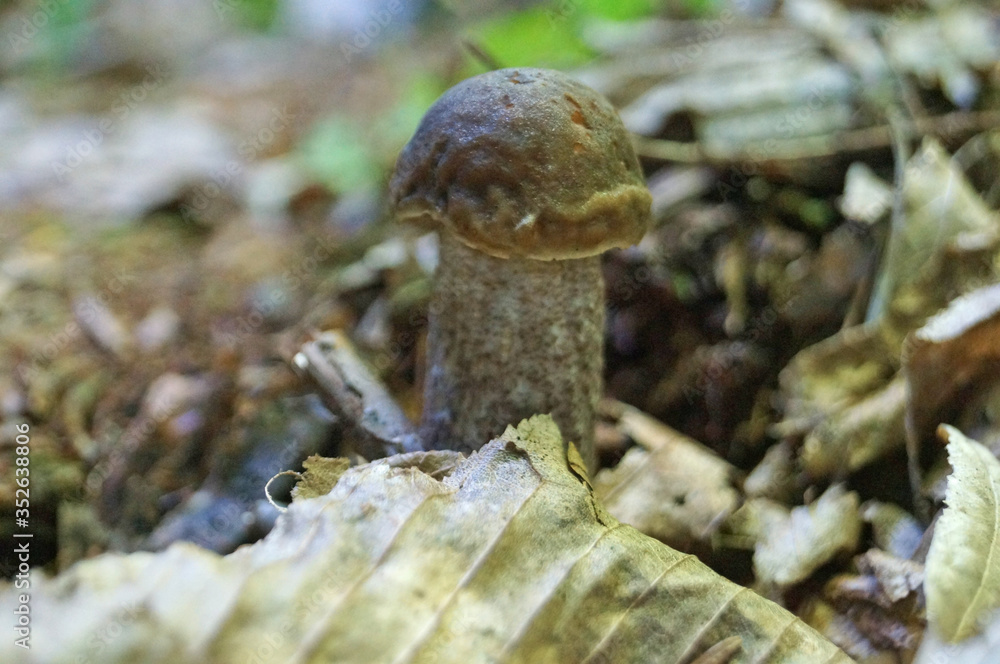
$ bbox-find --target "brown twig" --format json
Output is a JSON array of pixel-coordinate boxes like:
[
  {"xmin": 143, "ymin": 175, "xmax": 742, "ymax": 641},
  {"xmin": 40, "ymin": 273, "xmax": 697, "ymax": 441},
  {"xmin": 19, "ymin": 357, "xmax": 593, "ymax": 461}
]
[
  {"xmin": 294, "ymin": 330, "xmax": 421, "ymax": 460},
  {"xmin": 634, "ymin": 110, "xmax": 1000, "ymax": 165}
]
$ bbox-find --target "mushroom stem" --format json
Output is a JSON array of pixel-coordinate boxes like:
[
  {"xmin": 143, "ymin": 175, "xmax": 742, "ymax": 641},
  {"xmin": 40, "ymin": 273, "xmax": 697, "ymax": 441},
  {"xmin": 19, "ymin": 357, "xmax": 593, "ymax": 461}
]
[{"xmin": 422, "ymin": 233, "xmax": 603, "ymax": 470}]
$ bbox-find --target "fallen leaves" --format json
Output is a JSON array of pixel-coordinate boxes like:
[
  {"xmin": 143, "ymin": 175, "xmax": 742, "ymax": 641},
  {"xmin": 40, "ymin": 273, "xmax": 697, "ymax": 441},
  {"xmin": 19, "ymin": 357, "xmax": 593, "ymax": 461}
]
[
  {"xmin": 594, "ymin": 401, "xmax": 741, "ymax": 548},
  {"xmin": 0, "ymin": 416, "xmax": 853, "ymax": 663},
  {"xmin": 924, "ymin": 426, "xmax": 1000, "ymax": 643},
  {"xmin": 751, "ymin": 485, "xmax": 862, "ymax": 590}
]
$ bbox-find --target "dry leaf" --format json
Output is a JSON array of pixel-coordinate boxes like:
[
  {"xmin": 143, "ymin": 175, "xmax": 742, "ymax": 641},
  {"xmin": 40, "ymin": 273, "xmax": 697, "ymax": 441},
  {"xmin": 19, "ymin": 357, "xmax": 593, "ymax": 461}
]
[
  {"xmin": 860, "ymin": 502, "xmax": 924, "ymax": 561},
  {"xmin": 839, "ymin": 163, "xmax": 892, "ymax": 225},
  {"xmin": 914, "ymin": 608, "xmax": 1000, "ymax": 664},
  {"xmin": 717, "ymin": 498, "xmax": 791, "ymax": 552},
  {"xmin": 876, "ymin": 139, "xmax": 1000, "ymax": 341},
  {"xmin": 882, "ymin": 5, "xmax": 1000, "ymax": 108},
  {"xmin": 744, "ymin": 441, "xmax": 799, "ymax": 504},
  {"xmin": 924, "ymin": 425, "xmax": 1000, "ymax": 643},
  {"xmin": 904, "ymin": 283, "xmax": 1000, "ymax": 474},
  {"xmin": 801, "ymin": 599, "xmax": 898, "ymax": 664},
  {"xmin": 773, "ymin": 325, "xmax": 897, "ymax": 441},
  {"xmin": 775, "ymin": 326, "xmax": 898, "ymax": 479},
  {"xmin": 855, "ymin": 549, "xmax": 924, "ymax": 606},
  {"xmin": 774, "ymin": 141, "xmax": 1000, "ymax": 482},
  {"xmin": 754, "ymin": 484, "xmax": 862, "ymax": 589},
  {"xmin": 595, "ymin": 402, "xmax": 740, "ymax": 547},
  {"xmin": 822, "ymin": 550, "xmax": 925, "ymax": 655},
  {"xmin": 799, "ymin": 375, "xmax": 906, "ymax": 478},
  {"xmin": 290, "ymin": 455, "xmax": 351, "ymax": 501},
  {"xmin": 0, "ymin": 416, "xmax": 852, "ymax": 664}
]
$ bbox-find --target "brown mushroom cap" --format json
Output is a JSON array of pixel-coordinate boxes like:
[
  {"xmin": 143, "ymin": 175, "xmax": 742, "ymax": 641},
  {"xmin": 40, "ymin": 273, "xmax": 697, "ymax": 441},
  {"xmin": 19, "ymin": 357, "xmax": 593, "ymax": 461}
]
[{"xmin": 389, "ymin": 68, "xmax": 652, "ymax": 260}]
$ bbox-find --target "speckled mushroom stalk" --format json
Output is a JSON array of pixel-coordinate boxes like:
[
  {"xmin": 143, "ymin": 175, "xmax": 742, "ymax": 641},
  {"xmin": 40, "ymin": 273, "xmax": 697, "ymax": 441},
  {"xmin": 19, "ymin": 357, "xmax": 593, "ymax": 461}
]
[
  {"xmin": 390, "ymin": 68, "xmax": 651, "ymax": 472},
  {"xmin": 424, "ymin": 234, "xmax": 605, "ymax": 467}
]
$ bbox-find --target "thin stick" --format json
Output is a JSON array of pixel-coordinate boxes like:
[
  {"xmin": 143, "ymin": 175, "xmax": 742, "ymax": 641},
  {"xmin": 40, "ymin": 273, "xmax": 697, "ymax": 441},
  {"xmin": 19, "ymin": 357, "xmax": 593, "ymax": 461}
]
[{"xmin": 634, "ymin": 110, "xmax": 1000, "ymax": 164}]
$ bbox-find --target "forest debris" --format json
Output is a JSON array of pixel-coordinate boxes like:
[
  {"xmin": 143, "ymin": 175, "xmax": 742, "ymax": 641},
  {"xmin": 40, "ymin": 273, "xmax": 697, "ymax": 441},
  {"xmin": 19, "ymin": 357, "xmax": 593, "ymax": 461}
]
[
  {"xmin": 802, "ymin": 599, "xmax": 898, "ymax": 664},
  {"xmin": 72, "ymin": 294, "xmax": 131, "ymax": 358},
  {"xmin": 717, "ymin": 498, "xmax": 791, "ymax": 552},
  {"xmin": 873, "ymin": 139, "xmax": 1000, "ymax": 339},
  {"xmin": 744, "ymin": 441, "xmax": 798, "ymax": 503},
  {"xmin": 799, "ymin": 374, "xmax": 906, "ymax": 478},
  {"xmin": 621, "ymin": 56, "xmax": 854, "ymax": 138},
  {"xmin": 580, "ymin": 19, "xmax": 811, "ymax": 64},
  {"xmin": 646, "ymin": 165, "xmax": 716, "ymax": 222},
  {"xmin": 290, "ymin": 455, "xmax": 350, "ymax": 501},
  {"xmin": 882, "ymin": 4, "xmax": 1000, "ymax": 108},
  {"xmin": 144, "ymin": 394, "xmax": 336, "ymax": 554},
  {"xmin": 61, "ymin": 369, "xmax": 112, "ymax": 459},
  {"xmin": 860, "ymin": 501, "xmax": 924, "ymax": 561},
  {"xmin": 0, "ymin": 416, "xmax": 852, "ymax": 664},
  {"xmin": 594, "ymin": 400, "xmax": 741, "ymax": 547},
  {"xmin": 783, "ymin": 0, "xmax": 888, "ymax": 85},
  {"xmin": 775, "ymin": 140, "xmax": 1000, "ymax": 481},
  {"xmin": 855, "ymin": 549, "xmax": 924, "ymax": 605},
  {"xmin": 924, "ymin": 426, "xmax": 1000, "ymax": 643},
  {"xmin": 701, "ymin": 98, "xmax": 853, "ymax": 156},
  {"xmin": 753, "ymin": 484, "xmax": 862, "ymax": 589},
  {"xmin": 134, "ymin": 305, "xmax": 181, "ymax": 352},
  {"xmin": 2, "ymin": 106, "xmax": 238, "ymax": 223},
  {"xmin": 914, "ymin": 608, "xmax": 1000, "ymax": 664},
  {"xmin": 839, "ymin": 163, "xmax": 893, "ymax": 225},
  {"xmin": 826, "ymin": 549, "xmax": 924, "ymax": 615},
  {"xmin": 292, "ymin": 449, "xmax": 464, "ymax": 502},
  {"xmin": 904, "ymin": 283, "xmax": 1000, "ymax": 477},
  {"xmin": 294, "ymin": 330, "xmax": 421, "ymax": 459},
  {"xmin": 98, "ymin": 371, "xmax": 224, "ymax": 526},
  {"xmin": 773, "ymin": 325, "xmax": 897, "ymax": 440}
]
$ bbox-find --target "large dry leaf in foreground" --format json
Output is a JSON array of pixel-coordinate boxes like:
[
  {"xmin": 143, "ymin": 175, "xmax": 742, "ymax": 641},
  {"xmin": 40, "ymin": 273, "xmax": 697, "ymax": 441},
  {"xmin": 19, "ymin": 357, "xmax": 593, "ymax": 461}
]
[
  {"xmin": 0, "ymin": 416, "xmax": 851, "ymax": 664},
  {"xmin": 924, "ymin": 426, "xmax": 1000, "ymax": 643}
]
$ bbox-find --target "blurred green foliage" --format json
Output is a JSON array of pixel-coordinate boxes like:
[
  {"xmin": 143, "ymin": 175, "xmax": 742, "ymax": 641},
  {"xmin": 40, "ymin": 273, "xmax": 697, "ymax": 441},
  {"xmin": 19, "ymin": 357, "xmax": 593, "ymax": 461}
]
[
  {"xmin": 467, "ymin": 0, "xmax": 665, "ymax": 70},
  {"xmin": 298, "ymin": 74, "xmax": 446, "ymax": 195},
  {"xmin": 577, "ymin": 0, "xmax": 661, "ymax": 21},
  {"xmin": 17, "ymin": 0, "xmax": 720, "ymax": 198},
  {"xmin": 299, "ymin": 118, "xmax": 384, "ymax": 195},
  {"xmin": 29, "ymin": 0, "xmax": 94, "ymax": 72},
  {"xmin": 473, "ymin": 6, "xmax": 592, "ymax": 70},
  {"xmin": 301, "ymin": 0, "xmax": 724, "ymax": 195},
  {"xmin": 226, "ymin": 0, "xmax": 281, "ymax": 31},
  {"xmin": 374, "ymin": 74, "xmax": 448, "ymax": 150}
]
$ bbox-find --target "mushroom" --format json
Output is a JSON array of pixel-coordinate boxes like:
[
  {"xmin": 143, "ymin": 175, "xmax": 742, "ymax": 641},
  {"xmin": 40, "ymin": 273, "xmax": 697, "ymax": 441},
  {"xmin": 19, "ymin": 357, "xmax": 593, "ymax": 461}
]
[{"xmin": 390, "ymin": 68, "xmax": 652, "ymax": 471}]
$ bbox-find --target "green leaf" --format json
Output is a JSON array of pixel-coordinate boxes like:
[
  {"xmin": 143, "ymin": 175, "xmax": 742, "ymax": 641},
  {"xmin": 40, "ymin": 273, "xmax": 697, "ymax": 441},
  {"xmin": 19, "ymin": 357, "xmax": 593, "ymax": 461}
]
[
  {"xmin": 577, "ymin": 0, "xmax": 660, "ymax": 21},
  {"xmin": 297, "ymin": 117, "xmax": 382, "ymax": 195},
  {"xmin": 222, "ymin": 0, "xmax": 280, "ymax": 31},
  {"xmin": 375, "ymin": 74, "xmax": 445, "ymax": 154},
  {"xmin": 469, "ymin": 6, "xmax": 593, "ymax": 70},
  {"xmin": 926, "ymin": 426, "xmax": 1000, "ymax": 642}
]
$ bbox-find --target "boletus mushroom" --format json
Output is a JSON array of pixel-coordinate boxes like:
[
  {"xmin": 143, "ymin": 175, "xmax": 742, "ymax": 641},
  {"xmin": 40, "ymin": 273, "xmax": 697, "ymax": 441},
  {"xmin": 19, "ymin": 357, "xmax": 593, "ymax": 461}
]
[{"xmin": 390, "ymin": 68, "xmax": 652, "ymax": 471}]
